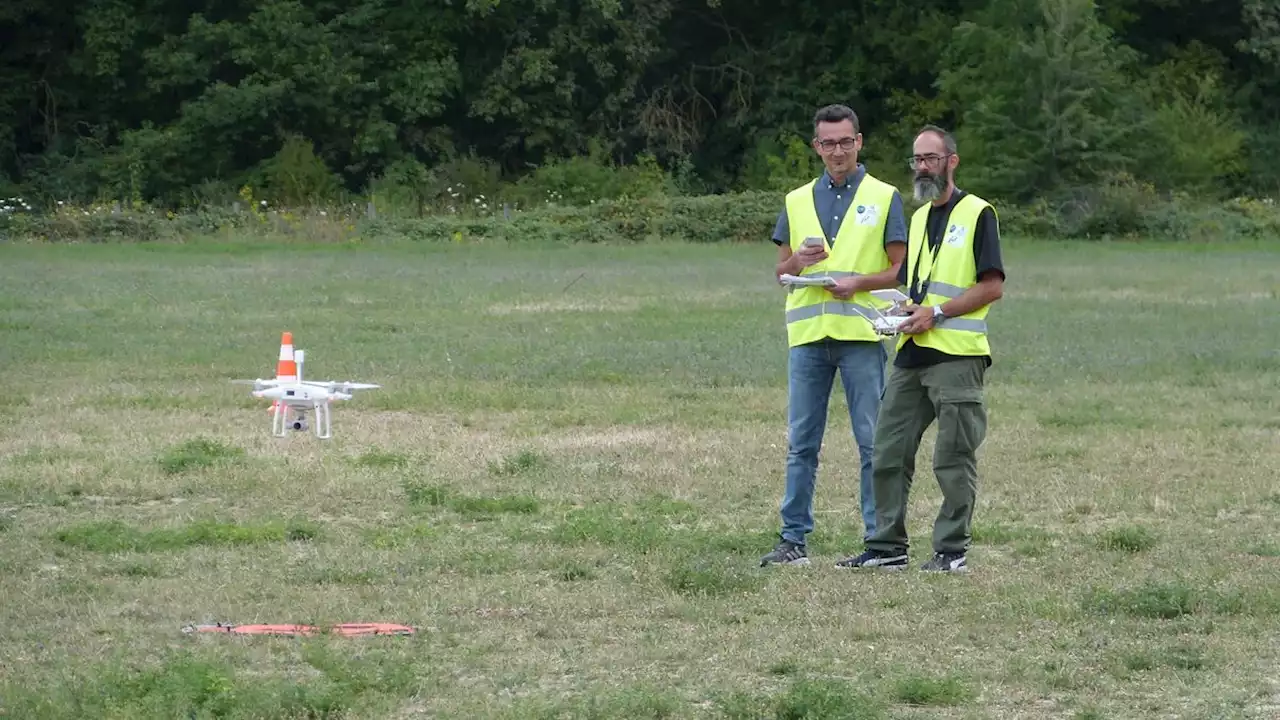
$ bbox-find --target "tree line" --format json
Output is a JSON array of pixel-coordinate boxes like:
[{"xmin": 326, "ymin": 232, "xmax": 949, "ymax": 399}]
[{"xmin": 2, "ymin": 0, "xmax": 1278, "ymax": 212}]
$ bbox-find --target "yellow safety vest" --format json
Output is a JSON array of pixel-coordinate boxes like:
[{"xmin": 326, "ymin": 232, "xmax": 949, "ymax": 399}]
[
  {"xmin": 784, "ymin": 174, "xmax": 898, "ymax": 346},
  {"xmin": 898, "ymin": 193, "xmax": 995, "ymax": 356}
]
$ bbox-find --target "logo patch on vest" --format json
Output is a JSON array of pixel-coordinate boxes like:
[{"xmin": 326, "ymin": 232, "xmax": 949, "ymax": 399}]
[
  {"xmin": 855, "ymin": 204, "xmax": 880, "ymax": 226},
  {"xmin": 945, "ymin": 223, "xmax": 966, "ymax": 245}
]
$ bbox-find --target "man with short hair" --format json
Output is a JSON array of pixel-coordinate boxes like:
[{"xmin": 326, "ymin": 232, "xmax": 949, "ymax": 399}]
[
  {"xmin": 760, "ymin": 104, "xmax": 908, "ymax": 567},
  {"xmin": 838, "ymin": 124, "xmax": 1006, "ymax": 574}
]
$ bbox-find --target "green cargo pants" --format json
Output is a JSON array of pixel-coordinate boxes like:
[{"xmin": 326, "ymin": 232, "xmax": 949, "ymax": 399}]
[{"xmin": 865, "ymin": 357, "xmax": 988, "ymax": 555}]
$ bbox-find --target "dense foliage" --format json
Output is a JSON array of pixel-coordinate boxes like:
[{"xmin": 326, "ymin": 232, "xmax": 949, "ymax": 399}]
[{"xmin": 2, "ymin": 0, "xmax": 1278, "ymax": 228}]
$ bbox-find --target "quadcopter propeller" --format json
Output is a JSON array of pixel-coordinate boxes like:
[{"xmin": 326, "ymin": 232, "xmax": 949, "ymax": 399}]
[{"xmin": 301, "ymin": 380, "xmax": 380, "ymax": 390}]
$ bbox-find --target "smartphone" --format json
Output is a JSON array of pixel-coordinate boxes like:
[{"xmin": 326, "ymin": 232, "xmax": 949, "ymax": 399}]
[{"xmin": 802, "ymin": 236, "xmax": 825, "ymax": 248}]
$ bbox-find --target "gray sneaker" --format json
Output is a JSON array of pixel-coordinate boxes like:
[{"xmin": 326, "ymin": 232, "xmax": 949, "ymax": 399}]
[
  {"xmin": 921, "ymin": 552, "xmax": 967, "ymax": 573},
  {"xmin": 760, "ymin": 540, "xmax": 810, "ymax": 567}
]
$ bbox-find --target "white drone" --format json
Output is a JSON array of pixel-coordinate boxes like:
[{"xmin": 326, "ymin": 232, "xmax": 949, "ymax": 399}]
[
  {"xmin": 233, "ymin": 332, "xmax": 380, "ymax": 439},
  {"xmin": 868, "ymin": 288, "xmax": 913, "ymax": 335}
]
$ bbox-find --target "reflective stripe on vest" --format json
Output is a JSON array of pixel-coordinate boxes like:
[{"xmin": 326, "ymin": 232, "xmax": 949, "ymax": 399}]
[
  {"xmin": 925, "ymin": 280, "xmax": 967, "ymax": 299},
  {"xmin": 934, "ymin": 317, "xmax": 987, "ymax": 333},
  {"xmin": 785, "ymin": 300, "xmax": 880, "ymax": 324}
]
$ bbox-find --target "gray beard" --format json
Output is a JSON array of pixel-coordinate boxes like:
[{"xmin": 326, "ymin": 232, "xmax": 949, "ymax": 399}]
[{"xmin": 913, "ymin": 174, "xmax": 945, "ymax": 202}]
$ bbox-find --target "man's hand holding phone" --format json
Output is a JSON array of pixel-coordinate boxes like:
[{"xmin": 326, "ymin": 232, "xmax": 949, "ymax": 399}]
[{"xmin": 793, "ymin": 236, "xmax": 828, "ymax": 270}]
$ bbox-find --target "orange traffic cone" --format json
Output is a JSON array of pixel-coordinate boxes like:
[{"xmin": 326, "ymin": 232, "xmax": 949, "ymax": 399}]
[
  {"xmin": 269, "ymin": 332, "xmax": 297, "ymax": 414},
  {"xmin": 276, "ymin": 332, "xmax": 297, "ymax": 382}
]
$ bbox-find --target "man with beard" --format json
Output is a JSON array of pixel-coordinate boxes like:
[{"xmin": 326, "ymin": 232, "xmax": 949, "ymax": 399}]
[
  {"xmin": 759, "ymin": 104, "xmax": 908, "ymax": 567},
  {"xmin": 836, "ymin": 124, "xmax": 1005, "ymax": 573}
]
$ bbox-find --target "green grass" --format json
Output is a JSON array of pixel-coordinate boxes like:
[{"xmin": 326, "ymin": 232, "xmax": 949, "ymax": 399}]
[
  {"xmin": 0, "ymin": 237, "xmax": 1278, "ymax": 719},
  {"xmin": 54, "ymin": 518, "xmax": 320, "ymax": 552},
  {"xmin": 156, "ymin": 437, "xmax": 246, "ymax": 474},
  {"xmin": 1096, "ymin": 525, "xmax": 1158, "ymax": 553}
]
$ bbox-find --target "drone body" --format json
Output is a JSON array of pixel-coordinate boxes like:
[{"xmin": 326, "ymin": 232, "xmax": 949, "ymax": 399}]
[{"xmin": 233, "ymin": 332, "xmax": 380, "ymax": 439}]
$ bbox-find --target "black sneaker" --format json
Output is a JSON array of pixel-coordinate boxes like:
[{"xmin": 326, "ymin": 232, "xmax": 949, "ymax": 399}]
[
  {"xmin": 760, "ymin": 540, "xmax": 810, "ymax": 567},
  {"xmin": 921, "ymin": 552, "xmax": 967, "ymax": 573},
  {"xmin": 835, "ymin": 549, "xmax": 908, "ymax": 570}
]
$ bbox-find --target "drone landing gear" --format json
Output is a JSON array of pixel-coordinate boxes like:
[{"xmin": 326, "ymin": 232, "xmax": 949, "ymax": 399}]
[
  {"xmin": 270, "ymin": 401, "xmax": 333, "ymax": 439},
  {"xmin": 311, "ymin": 401, "xmax": 332, "ymax": 439}
]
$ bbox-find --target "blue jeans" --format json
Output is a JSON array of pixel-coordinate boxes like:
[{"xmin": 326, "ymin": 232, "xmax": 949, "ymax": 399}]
[{"xmin": 779, "ymin": 339, "xmax": 887, "ymax": 545}]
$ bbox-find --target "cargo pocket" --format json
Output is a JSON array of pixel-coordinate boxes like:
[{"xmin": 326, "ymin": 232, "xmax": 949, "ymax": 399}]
[{"xmin": 936, "ymin": 387, "xmax": 987, "ymax": 455}]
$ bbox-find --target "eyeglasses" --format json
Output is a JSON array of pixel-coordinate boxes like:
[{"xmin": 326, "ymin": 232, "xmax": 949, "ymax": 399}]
[
  {"xmin": 816, "ymin": 137, "xmax": 858, "ymax": 152},
  {"xmin": 908, "ymin": 153, "xmax": 950, "ymax": 169}
]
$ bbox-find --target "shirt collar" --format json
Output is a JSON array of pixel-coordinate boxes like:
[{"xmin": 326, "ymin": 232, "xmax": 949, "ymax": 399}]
[{"xmin": 822, "ymin": 164, "xmax": 865, "ymax": 190}]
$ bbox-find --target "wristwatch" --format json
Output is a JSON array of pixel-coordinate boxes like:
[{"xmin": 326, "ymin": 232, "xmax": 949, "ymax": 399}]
[{"xmin": 932, "ymin": 305, "xmax": 946, "ymax": 323}]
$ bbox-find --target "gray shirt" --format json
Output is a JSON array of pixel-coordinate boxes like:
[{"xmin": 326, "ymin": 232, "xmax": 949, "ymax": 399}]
[{"xmin": 771, "ymin": 164, "xmax": 908, "ymax": 248}]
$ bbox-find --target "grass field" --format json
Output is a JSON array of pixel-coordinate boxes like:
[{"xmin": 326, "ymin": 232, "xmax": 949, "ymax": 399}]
[{"xmin": 0, "ymin": 237, "xmax": 1277, "ymax": 719}]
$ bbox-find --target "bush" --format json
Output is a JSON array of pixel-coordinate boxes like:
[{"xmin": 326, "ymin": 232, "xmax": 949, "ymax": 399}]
[
  {"xmin": 4, "ymin": 180, "xmax": 1279, "ymax": 245},
  {"xmin": 251, "ymin": 135, "xmax": 344, "ymax": 207},
  {"xmin": 0, "ymin": 201, "xmax": 169, "ymax": 242},
  {"xmin": 511, "ymin": 150, "xmax": 677, "ymax": 206},
  {"xmin": 360, "ymin": 190, "xmax": 780, "ymax": 245}
]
